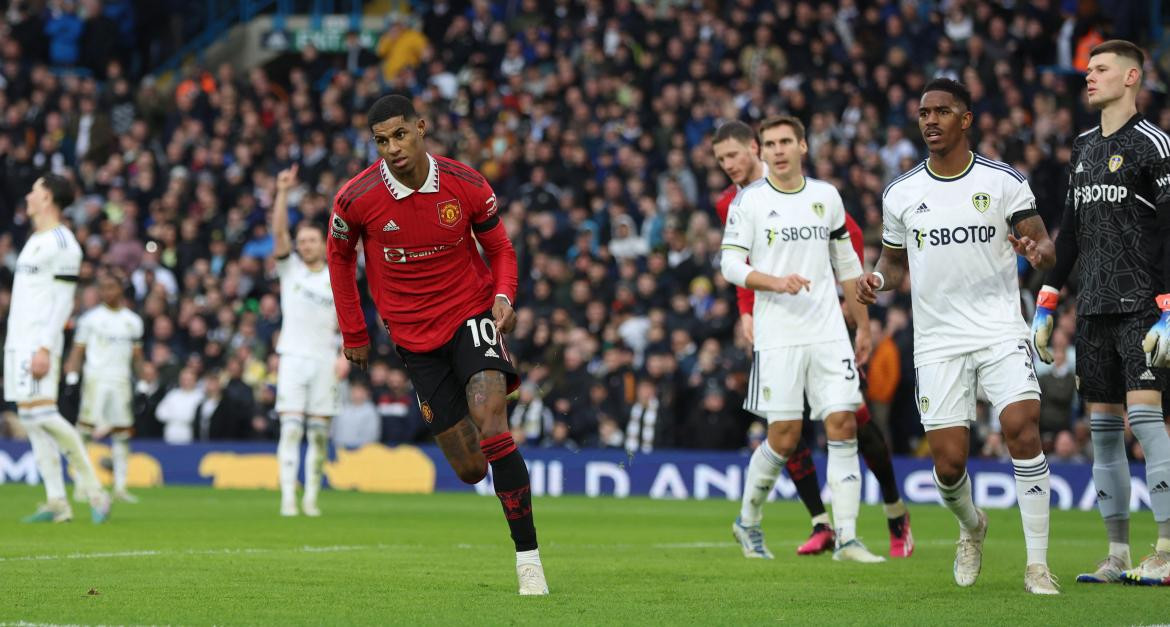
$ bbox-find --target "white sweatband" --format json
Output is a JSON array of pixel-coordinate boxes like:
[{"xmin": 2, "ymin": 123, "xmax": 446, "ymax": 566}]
[
  {"xmin": 65, "ymin": 372, "xmax": 80, "ymax": 385},
  {"xmin": 495, "ymin": 294, "xmax": 512, "ymax": 306},
  {"xmin": 872, "ymin": 271, "xmax": 886, "ymax": 291}
]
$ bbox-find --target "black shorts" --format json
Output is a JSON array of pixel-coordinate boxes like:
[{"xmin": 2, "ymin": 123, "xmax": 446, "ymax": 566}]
[
  {"xmin": 1075, "ymin": 312, "xmax": 1167, "ymax": 403},
  {"xmin": 396, "ymin": 309, "xmax": 520, "ymax": 435}
]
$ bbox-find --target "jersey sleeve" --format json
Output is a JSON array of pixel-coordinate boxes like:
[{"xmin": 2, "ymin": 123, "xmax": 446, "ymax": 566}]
[
  {"xmin": 467, "ymin": 179, "xmax": 518, "ymax": 304},
  {"xmin": 720, "ymin": 193, "xmax": 754, "ymax": 254},
  {"xmin": 1043, "ymin": 146, "xmax": 1082, "ymax": 291},
  {"xmin": 1004, "ymin": 177, "xmax": 1039, "ymax": 226},
  {"xmin": 326, "ymin": 189, "xmax": 370, "ymax": 348},
  {"xmin": 468, "ymin": 181, "xmax": 501, "ymax": 230},
  {"xmin": 35, "ymin": 241, "xmax": 81, "ymax": 351},
  {"xmin": 827, "ymin": 187, "xmax": 863, "ymax": 281},
  {"xmin": 880, "ymin": 193, "xmax": 906, "ymax": 249},
  {"xmin": 1145, "ymin": 149, "xmax": 1170, "ymax": 292},
  {"xmin": 132, "ymin": 313, "xmax": 145, "ymax": 344},
  {"xmin": 719, "ymin": 193, "xmax": 756, "ymax": 287}
]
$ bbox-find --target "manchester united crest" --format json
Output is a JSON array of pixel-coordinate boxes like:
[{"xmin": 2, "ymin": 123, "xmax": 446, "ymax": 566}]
[
  {"xmin": 421, "ymin": 401, "xmax": 434, "ymax": 423},
  {"xmin": 437, "ymin": 199, "xmax": 462, "ymax": 227}
]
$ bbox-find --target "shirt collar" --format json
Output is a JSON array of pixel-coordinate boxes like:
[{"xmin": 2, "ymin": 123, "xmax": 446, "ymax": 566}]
[{"xmin": 380, "ymin": 154, "xmax": 440, "ymax": 200}]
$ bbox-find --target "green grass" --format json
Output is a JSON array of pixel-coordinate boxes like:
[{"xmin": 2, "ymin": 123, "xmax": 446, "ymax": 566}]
[{"xmin": 0, "ymin": 485, "xmax": 1167, "ymax": 625}]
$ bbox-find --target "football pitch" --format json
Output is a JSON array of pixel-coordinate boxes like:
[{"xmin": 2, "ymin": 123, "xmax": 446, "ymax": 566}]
[{"xmin": 0, "ymin": 485, "xmax": 1166, "ymax": 625}]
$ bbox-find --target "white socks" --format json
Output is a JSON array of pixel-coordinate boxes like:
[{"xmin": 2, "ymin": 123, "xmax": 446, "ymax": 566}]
[
  {"xmin": 739, "ymin": 440, "xmax": 785, "ymax": 526},
  {"xmin": 935, "ymin": 469, "xmax": 981, "ymax": 534},
  {"xmin": 278, "ymin": 415, "xmax": 304, "ymax": 503},
  {"xmin": 22, "ymin": 407, "xmax": 103, "ymax": 501},
  {"xmin": 516, "ymin": 548, "xmax": 542, "ymax": 566},
  {"xmin": 304, "ymin": 417, "xmax": 329, "ymax": 503},
  {"xmin": 827, "ymin": 439, "xmax": 861, "ymax": 543},
  {"xmin": 111, "ymin": 433, "xmax": 131, "ymax": 493},
  {"xmin": 1012, "ymin": 454, "xmax": 1051, "ymax": 566}
]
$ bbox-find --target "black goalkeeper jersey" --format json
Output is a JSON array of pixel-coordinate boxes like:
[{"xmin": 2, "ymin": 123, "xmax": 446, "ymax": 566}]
[{"xmin": 1049, "ymin": 113, "xmax": 1170, "ymax": 316}]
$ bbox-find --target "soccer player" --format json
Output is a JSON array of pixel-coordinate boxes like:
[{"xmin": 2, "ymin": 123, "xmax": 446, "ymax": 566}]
[
  {"xmin": 713, "ymin": 121, "xmax": 913, "ymax": 558},
  {"xmin": 328, "ymin": 95, "xmax": 546, "ymax": 595},
  {"xmin": 4, "ymin": 174, "xmax": 111, "ymax": 523},
  {"xmin": 271, "ymin": 164, "xmax": 342, "ymax": 518},
  {"xmin": 721, "ymin": 115, "xmax": 884, "ymax": 564},
  {"xmin": 64, "ymin": 270, "xmax": 145, "ymax": 503},
  {"xmin": 1030, "ymin": 40, "xmax": 1170, "ymax": 586},
  {"xmin": 858, "ymin": 78, "xmax": 1059, "ymax": 594}
]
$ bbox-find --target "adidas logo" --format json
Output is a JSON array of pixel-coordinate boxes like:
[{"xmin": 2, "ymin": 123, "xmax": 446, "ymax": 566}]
[
  {"xmin": 1097, "ymin": 489, "xmax": 1111, "ymax": 501},
  {"xmin": 383, "ymin": 220, "xmax": 400, "ymax": 232},
  {"xmin": 1152, "ymin": 481, "xmax": 1170, "ymax": 494},
  {"xmin": 1139, "ymin": 369, "xmax": 1156, "ymax": 381},
  {"xmin": 484, "ymin": 347, "xmax": 500, "ymax": 358},
  {"xmin": 915, "ymin": 202, "xmax": 930, "ymax": 214},
  {"xmin": 1025, "ymin": 485, "xmax": 1048, "ymax": 496},
  {"xmin": 768, "ymin": 210, "xmax": 780, "ymax": 218},
  {"xmin": 1076, "ymin": 162, "xmax": 1085, "ymax": 173},
  {"xmin": 841, "ymin": 474, "xmax": 859, "ymax": 483}
]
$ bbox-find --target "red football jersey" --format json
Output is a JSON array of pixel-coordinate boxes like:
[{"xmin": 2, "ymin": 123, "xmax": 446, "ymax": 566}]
[
  {"xmin": 716, "ymin": 182, "xmax": 865, "ymax": 316},
  {"xmin": 327, "ymin": 154, "xmax": 518, "ymax": 352}
]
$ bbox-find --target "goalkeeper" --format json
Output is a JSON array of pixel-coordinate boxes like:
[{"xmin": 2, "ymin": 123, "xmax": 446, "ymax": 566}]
[{"xmin": 1030, "ymin": 39, "xmax": 1170, "ymax": 586}]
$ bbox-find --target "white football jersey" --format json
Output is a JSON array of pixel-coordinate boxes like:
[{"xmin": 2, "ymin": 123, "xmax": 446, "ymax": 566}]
[
  {"xmin": 882, "ymin": 153, "xmax": 1036, "ymax": 366},
  {"xmin": 722, "ymin": 176, "xmax": 852, "ymax": 349},
  {"xmin": 75, "ymin": 305, "xmax": 143, "ymax": 383},
  {"xmin": 5, "ymin": 226, "xmax": 82, "ymax": 353},
  {"xmin": 275, "ymin": 253, "xmax": 340, "ymax": 359}
]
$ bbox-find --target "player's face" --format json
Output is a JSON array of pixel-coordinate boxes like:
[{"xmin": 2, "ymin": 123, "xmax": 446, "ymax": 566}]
[
  {"xmin": 712, "ymin": 137, "xmax": 759, "ymax": 187},
  {"xmin": 98, "ymin": 276, "xmax": 123, "ymax": 307},
  {"xmin": 1085, "ymin": 53, "xmax": 1138, "ymax": 109},
  {"xmin": 918, "ymin": 91, "xmax": 971, "ymax": 154},
  {"xmin": 759, "ymin": 125, "xmax": 807, "ymax": 181},
  {"xmin": 24, "ymin": 178, "xmax": 49, "ymax": 219},
  {"xmin": 372, "ymin": 116, "xmax": 428, "ymax": 175},
  {"xmin": 295, "ymin": 226, "xmax": 325, "ymax": 265}
]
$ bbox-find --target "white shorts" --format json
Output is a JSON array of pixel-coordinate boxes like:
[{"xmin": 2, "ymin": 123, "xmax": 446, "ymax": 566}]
[
  {"xmin": 80, "ymin": 378, "xmax": 133, "ymax": 429},
  {"xmin": 275, "ymin": 353, "xmax": 340, "ymax": 417},
  {"xmin": 4, "ymin": 347, "xmax": 60, "ymax": 404},
  {"xmin": 915, "ymin": 338, "xmax": 1042, "ymax": 431},
  {"xmin": 745, "ymin": 339, "xmax": 862, "ymax": 422}
]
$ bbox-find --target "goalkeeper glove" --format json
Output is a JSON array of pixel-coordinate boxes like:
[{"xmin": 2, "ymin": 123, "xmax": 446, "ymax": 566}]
[
  {"xmin": 1031, "ymin": 286, "xmax": 1059, "ymax": 364},
  {"xmin": 1142, "ymin": 294, "xmax": 1170, "ymax": 368}
]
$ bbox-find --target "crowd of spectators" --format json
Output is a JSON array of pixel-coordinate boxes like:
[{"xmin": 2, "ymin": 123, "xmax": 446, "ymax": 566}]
[{"xmin": 1, "ymin": 0, "xmax": 1167, "ymax": 464}]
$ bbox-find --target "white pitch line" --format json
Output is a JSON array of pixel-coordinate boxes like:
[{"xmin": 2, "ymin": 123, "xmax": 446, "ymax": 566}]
[{"xmin": 0, "ymin": 537, "xmax": 1112, "ymax": 563}]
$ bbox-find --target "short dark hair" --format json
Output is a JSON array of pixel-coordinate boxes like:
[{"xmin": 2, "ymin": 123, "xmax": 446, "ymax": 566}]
[
  {"xmin": 922, "ymin": 78, "xmax": 972, "ymax": 110},
  {"xmin": 758, "ymin": 115, "xmax": 806, "ymax": 142},
  {"xmin": 40, "ymin": 173, "xmax": 74, "ymax": 210},
  {"xmin": 713, "ymin": 120, "xmax": 756, "ymax": 145},
  {"xmin": 367, "ymin": 94, "xmax": 417, "ymax": 129},
  {"xmin": 1089, "ymin": 39, "xmax": 1145, "ymax": 68}
]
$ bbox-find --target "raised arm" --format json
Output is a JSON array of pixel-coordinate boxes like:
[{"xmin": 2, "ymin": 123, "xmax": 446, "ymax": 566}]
[{"xmin": 271, "ymin": 165, "xmax": 298, "ymax": 260}]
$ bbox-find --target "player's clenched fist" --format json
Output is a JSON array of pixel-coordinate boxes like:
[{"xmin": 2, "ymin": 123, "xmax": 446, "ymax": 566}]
[
  {"xmin": 856, "ymin": 273, "xmax": 882, "ymax": 305},
  {"xmin": 344, "ymin": 344, "xmax": 370, "ymax": 370},
  {"xmin": 493, "ymin": 296, "xmax": 517, "ymax": 333}
]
